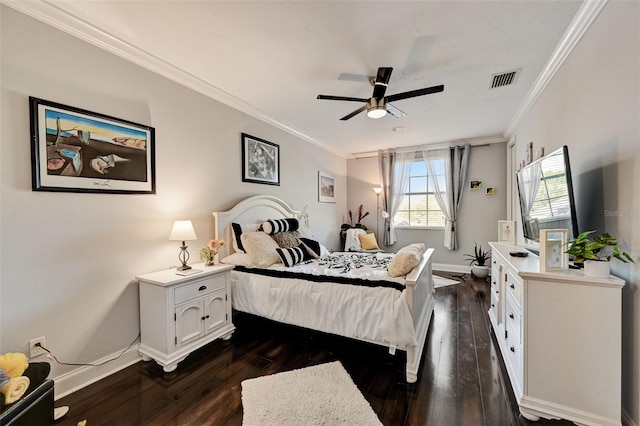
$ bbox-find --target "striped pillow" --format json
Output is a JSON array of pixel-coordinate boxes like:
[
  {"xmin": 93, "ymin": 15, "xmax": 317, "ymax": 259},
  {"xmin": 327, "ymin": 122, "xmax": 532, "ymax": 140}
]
[
  {"xmin": 276, "ymin": 244, "xmax": 306, "ymax": 267},
  {"xmin": 262, "ymin": 218, "xmax": 299, "ymax": 235},
  {"xmin": 231, "ymin": 223, "xmax": 261, "ymax": 253}
]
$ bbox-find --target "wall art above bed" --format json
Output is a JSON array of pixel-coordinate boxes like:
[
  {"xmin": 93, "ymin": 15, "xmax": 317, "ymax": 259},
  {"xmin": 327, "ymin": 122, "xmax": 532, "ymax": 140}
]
[
  {"xmin": 29, "ymin": 97, "xmax": 156, "ymax": 194},
  {"xmin": 241, "ymin": 133, "xmax": 280, "ymax": 186}
]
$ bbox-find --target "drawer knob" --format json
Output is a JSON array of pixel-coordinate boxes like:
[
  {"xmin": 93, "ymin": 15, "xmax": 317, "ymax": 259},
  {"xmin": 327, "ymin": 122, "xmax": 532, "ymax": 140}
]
[
  {"xmin": 510, "ymin": 284, "xmax": 515, "ymax": 289},
  {"xmin": 199, "ymin": 285, "xmax": 207, "ymax": 291},
  {"xmin": 491, "ymin": 304, "xmax": 495, "ymax": 308},
  {"xmin": 201, "ymin": 316, "xmax": 206, "ymax": 321},
  {"xmin": 510, "ymin": 346, "xmax": 515, "ymax": 353},
  {"xmin": 493, "ymin": 260, "xmax": 496, "ymax": 264},
  {"xmin": 509, "ymin": 313, "xmax": 514, "ymax": 319}
]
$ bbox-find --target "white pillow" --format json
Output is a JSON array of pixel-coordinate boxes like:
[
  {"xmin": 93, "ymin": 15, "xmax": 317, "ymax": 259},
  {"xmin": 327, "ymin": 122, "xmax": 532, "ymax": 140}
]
[
  {"xmin": 220, "ymin": 252, "xmax": 255, "ymax": 268},
  {"xmin": 388, "ymin": 243, "xmax": 426, "ymax": 278},
  {"xmin": 241, "ymin": 231, "xmax": 281, "ymax": 267}
]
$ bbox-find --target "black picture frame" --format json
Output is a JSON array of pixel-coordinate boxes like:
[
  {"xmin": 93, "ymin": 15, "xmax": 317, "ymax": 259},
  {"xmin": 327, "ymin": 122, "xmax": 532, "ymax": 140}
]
[
  {"xmin": 241, "ymin": 133, "xmax": 280, "ymax": 186},
  {"xmin": 29, "ymin": 97, "xmax": 156, "ymax": 194}
]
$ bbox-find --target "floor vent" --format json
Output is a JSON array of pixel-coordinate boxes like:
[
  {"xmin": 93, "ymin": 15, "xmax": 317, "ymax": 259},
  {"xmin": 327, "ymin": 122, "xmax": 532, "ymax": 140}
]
[{"xmin": 490, "ymin": 69, "xmax": 521, "ymax": 88}]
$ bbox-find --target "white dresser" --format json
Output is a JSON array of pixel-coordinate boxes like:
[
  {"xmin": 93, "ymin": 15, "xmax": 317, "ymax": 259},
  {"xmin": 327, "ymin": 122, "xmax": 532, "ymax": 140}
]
[
  {"xmin": 488, "ymin": 242, "xmax": 624, "ymax": 426},
  {"xmin": 136, "ymin": 263, "xmax": 234, "ymax": 372}
]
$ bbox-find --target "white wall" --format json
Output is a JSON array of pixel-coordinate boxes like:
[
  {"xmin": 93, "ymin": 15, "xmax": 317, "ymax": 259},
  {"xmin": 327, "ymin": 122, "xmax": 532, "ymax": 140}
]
[
  {"xmin": 347, "ymin": 142, "xmax": 507, "ymax": 269},
  {"xmin": 0, "ymin": 7, "xmax": 345, "ymax": 396},
  {"xmin": 510, "ymin": 1, "xmax": 639, "ymax": 423}
]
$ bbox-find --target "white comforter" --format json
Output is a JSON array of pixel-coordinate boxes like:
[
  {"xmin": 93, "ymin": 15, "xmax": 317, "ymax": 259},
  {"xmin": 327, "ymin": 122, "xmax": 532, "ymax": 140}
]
[{"xmin": 231, "ymin": 253, "xmax": 417, "ymax": 348}]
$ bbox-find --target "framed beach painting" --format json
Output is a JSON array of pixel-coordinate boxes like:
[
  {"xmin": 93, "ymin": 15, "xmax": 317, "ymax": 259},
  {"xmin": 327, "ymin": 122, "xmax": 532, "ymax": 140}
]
[
  {"xmin": 29, "ymin": 97, "xmax": 155, "ymax": 194},
  {"xmin": 318, "ymin": 171, "xmax": 335, "ymax": 203},
  {"xmin": 241, "ymin": 133, "xmax": 280, "ymax": 186}
]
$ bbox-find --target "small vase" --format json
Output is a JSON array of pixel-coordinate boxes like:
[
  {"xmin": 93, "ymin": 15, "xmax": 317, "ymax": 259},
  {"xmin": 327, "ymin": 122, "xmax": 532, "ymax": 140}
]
[
  {"xmin": 584, "ymin": 260, "xmax": 610, "ymax": 278},
  {"xmin": 205, "ymin": 260, "xmax": 215, "ymax": 267}
]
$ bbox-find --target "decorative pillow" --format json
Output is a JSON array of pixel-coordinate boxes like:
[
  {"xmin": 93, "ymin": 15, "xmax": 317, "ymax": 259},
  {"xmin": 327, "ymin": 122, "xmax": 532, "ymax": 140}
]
[
  {"xmin": 299, "ymin": 237, "xmax": 322, "ymax": 258},
  {"xmin": 231, "ymin": 223, "xmax": 261, "ymax": 253},
  {"xmin": 262, "ymin": 218, "xmax": 299, "ymax": 235},
  {"xmin": 358, "ymin": 233, "xmax": 380, "ymax": 250},
  {"xmin": 241, "ymin": 231, "xmax": 281, "ymax": 267},
  {"xmin": 220, "ymin": 252, "xmax": 255, "ymax": 267},
  {"xmin": 271, "ymin": 231, "xmax": 301, "ymax": 248},
  {"xmin": 388, "ymin": 243, "xmax": 426, "ymax": 278},
  {"xmin": 276, "ymin": 244, "xmax": 307, "ymax": 267}
]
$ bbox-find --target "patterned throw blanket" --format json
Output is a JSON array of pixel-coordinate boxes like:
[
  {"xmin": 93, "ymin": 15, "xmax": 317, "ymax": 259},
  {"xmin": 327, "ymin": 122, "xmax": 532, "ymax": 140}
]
[
  {"xmin": 316, "ymin": 252, "xmax": 392, "ymax": 274},
  {"xmin": 234, "ymin": 252, "xmax": 404, "ymax": 291}
]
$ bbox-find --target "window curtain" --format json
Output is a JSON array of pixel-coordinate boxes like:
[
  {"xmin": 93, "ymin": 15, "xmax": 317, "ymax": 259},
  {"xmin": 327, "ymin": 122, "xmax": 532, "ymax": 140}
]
[
  {"xmin": 422, "ymin": 144, "xmax": 470, "ymax": 250},
  {"xmin": 378, "ymin": 150, "xmax": 414, "ymax": 246}
]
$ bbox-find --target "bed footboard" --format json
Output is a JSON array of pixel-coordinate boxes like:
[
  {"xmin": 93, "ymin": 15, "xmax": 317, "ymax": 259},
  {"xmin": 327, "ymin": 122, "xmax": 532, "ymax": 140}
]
[{"xmin": 403, "ymin": 248, "xmax": 435, "ymax": 383}]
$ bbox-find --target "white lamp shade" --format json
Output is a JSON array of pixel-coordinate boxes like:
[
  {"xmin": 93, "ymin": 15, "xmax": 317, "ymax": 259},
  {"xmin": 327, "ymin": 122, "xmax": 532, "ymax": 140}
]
[
  {"xmin": 169, "ymin": 220, "xmax": 197, "ymax": 241},
  {"xmin": 373, "ymin": 187, "xmax": 382, "ymax": 195}
]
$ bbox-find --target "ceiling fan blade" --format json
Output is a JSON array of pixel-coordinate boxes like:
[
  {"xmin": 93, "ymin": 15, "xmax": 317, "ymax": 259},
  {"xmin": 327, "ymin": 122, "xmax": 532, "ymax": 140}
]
[
  {"xmin": 386, "ymin": 103, "xmax": 407, "ymax": 118},
  {"xmin": 340, "ymin": 105, "xmax": 368, "ymax": 121},
  {"xmin": 372, "ymin": 67, "xmax": 393, "ymax": 99},
  {"xmin": 386, "ymin": 84, "xmax": 444, "ymax": 103},
  {"xmin": 317, "ymin": 94, "xmax": 369, "ymax": 102}
]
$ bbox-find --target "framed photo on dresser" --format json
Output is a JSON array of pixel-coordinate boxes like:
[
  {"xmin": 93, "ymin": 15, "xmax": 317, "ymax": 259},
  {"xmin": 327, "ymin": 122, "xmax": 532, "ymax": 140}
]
[{"xmin": 498, "ymin": 220, "xmax": 515, "ymax": 243}]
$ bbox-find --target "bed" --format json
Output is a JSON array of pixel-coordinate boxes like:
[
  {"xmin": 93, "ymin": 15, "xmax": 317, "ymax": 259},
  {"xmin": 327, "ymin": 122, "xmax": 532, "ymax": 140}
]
[{"xmin": 212, "ymin": 195, "xmax": 435, "ymax": 383}]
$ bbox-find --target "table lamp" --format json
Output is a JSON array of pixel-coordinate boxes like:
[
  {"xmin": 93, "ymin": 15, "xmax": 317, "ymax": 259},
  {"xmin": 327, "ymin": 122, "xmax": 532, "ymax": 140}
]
[{"xmin": 169, "ymin": 220, "xmax": 197, "ymax": 271}]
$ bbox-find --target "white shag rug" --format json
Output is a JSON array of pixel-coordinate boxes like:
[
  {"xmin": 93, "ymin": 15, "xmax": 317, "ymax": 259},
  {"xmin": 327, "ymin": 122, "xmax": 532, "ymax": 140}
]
[
  {"xmin": 241, "ymin": 361, "xmax": 382, "ymax": 426},
  {"xmin": 433, "ymin": 274, "xmax": 461, "ymax": 288}
]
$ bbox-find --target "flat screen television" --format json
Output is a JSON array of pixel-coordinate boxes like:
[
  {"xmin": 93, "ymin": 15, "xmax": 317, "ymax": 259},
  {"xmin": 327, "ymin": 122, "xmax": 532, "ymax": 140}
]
[{"xmin": 516, "ymin": 145, "xmax": 579, "ymax": 248}]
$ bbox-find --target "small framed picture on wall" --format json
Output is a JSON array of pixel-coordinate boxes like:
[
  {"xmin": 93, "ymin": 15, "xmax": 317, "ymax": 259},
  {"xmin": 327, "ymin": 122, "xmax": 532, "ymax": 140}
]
[{"xmin": 318, "ymin": 171, "xmax": 335, "ymax": 203}]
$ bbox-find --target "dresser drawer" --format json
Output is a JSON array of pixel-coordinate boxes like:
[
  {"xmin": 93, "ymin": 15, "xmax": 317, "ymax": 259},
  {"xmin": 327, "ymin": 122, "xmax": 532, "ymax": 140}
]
[
  {"xmin": 505, "ymin": 295, "xmax": 521, "ymax": 345},
  {"xmin": 505, "ymin": 269, "xmax": 522, "ymax": 306},
  {"xmin": 175, "ymin": 275, "xmax": 226, "ymax": 305}
]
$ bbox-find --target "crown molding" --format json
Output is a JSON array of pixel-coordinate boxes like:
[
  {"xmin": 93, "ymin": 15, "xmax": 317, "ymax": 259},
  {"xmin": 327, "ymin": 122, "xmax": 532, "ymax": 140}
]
[
  {"xmin": 2, "ymin": 0, "xmax": 348, "ymax": 158},
  {"xmin": 503, "ymin": 0, "xmax": 608, "ymax": 139}
]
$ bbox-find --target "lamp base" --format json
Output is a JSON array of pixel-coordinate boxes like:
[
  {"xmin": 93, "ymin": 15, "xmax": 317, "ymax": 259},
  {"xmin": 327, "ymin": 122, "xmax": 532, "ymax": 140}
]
[{"xmin": 176, "ymin": 264, "xmax": 192, "ymax": 271}]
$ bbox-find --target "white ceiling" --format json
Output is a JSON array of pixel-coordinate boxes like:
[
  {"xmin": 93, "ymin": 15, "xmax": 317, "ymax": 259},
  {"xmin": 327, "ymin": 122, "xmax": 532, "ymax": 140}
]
[{"xmin": 9, "ymin": 1, "xmax": 585, "ymax": 157}]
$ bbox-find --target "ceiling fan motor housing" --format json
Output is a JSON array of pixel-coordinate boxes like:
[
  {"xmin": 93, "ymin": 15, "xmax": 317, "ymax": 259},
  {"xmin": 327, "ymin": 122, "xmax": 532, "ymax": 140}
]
[{"xmin": 367, "ymin": 98, "xmax": 387, "ymax": 119}]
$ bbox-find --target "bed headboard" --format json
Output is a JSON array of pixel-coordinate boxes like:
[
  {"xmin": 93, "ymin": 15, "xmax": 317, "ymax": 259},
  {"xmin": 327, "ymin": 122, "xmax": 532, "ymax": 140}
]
[{"xmin": 212, "ymin": 195, "xmax": 302, "ymax": 259}]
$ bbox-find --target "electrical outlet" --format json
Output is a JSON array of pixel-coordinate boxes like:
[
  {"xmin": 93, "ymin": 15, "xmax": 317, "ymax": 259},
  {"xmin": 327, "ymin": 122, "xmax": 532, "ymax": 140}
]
[{"xmin": 29, "ymin": 337, "xmax": 46, "ymax": 358}]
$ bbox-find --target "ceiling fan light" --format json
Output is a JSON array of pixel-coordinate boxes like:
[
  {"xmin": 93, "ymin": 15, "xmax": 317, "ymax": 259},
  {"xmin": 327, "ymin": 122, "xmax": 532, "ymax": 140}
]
[{"xmin": 367, "ymin": 107, "xmax": 387, "ymax": 119}]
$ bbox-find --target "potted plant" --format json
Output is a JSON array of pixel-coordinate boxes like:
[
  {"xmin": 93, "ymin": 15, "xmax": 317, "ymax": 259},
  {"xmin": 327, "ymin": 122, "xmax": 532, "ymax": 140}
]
[
  {"xmin": 464, "ymin": 242, "xmax": 491, "ymax": 278},
  {"xmin": 565, "ymin": 230, "xmax": 634, "ymax": 278}
]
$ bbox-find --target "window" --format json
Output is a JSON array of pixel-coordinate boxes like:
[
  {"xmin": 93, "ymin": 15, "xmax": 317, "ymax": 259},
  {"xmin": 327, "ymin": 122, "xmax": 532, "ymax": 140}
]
[{"xmin": 394, "ymin": 157, "xmax": 446, "ymax": 228}]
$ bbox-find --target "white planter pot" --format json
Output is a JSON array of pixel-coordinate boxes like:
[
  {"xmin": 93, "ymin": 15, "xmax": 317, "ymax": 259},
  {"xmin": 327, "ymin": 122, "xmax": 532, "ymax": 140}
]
[
  {"xmin": 584, "ymin": 260, "xmax": 611, "ymax": 278},
  {"xmin": 471, "ymin": 265, "xmax": 489, "ymax": 279}
]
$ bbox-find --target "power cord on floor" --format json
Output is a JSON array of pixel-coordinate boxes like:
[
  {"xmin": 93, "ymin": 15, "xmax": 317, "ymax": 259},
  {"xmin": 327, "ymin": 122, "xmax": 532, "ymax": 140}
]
[{"xmin": 35, "ymin": 333, "xmax": 141, "ymax": 367}]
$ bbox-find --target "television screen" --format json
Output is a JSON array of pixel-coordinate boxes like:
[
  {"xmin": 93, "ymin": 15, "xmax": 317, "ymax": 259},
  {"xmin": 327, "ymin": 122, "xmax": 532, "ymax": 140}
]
[{"xmin": 516, "ymin": 145, "xmax": 579, "ymax": 243}]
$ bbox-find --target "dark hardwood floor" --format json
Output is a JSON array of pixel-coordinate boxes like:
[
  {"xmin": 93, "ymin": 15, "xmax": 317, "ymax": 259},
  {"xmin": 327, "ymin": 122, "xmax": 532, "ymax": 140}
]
[{"xmin": 55, "ymin": 273, "xmax": 574, "ymax": 425}]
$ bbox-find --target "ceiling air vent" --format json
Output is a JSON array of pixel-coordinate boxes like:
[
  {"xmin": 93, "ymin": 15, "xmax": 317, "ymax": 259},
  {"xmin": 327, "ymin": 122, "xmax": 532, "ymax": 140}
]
[{"xmin": 490, "ymin": 69, "xmax": 521, "ymax": 89}]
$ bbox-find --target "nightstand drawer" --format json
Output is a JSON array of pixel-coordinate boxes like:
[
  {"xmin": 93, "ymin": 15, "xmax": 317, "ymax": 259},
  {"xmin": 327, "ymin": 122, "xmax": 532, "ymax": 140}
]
[{"xmin": 175, "ymin": 275, "xmax": 226, "ymax": 305}]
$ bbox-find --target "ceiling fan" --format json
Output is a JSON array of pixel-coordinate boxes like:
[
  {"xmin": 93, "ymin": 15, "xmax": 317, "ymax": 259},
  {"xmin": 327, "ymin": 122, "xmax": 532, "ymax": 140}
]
[{"xmin": 317, "ymin": 67, "xmax": 444, "ymax": 121}]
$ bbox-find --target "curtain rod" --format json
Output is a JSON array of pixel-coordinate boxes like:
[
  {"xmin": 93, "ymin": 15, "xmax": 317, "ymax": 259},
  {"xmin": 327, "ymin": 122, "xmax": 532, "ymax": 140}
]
[{"xmin": 351, "ymin": 141, "xmax": 497, "ymax": 160}]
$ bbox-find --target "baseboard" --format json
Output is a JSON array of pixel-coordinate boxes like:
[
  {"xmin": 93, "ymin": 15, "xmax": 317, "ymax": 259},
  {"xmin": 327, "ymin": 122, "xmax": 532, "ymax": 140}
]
[
  {"xmin": 433, "ymin": 263, "xmax": 470, "ymax": 274},
  {"xmin": 623, "ymin": 408, "xmax": 637, "ymax": 426},
  {"xmin": 53, "ymin": 347, "xmax": 142, "ymax": 400}
]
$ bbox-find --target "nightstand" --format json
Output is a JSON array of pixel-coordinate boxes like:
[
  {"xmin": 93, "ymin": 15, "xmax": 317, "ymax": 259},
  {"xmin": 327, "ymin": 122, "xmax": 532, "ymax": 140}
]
[{"xmin": 136, "ymin": 263, "xmax": 234, "ymax": 372}]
